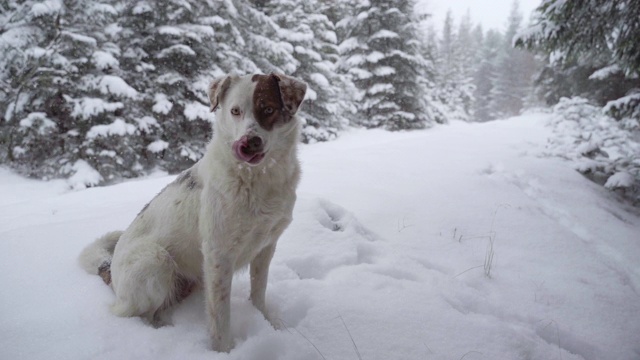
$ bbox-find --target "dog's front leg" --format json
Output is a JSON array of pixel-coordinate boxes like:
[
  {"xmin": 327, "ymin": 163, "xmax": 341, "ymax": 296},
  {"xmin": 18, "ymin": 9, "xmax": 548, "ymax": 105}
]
[
  {"xmin": 250, "ymin": 243, "xmax": 276, "ymax": 318},
  {"xmin": 250, "ymin": 216, "xmax": 292, "ymax": 328},
  {"xmin": 202, "ymin": 246, "xmax": 233, "ymax": 353}
]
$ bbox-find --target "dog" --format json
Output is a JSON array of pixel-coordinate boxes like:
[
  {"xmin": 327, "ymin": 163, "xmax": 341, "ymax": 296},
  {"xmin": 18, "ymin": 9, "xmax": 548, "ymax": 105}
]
[{"xmin": 78, "ymin": 73, "xmax": 306, "ymax": 352}]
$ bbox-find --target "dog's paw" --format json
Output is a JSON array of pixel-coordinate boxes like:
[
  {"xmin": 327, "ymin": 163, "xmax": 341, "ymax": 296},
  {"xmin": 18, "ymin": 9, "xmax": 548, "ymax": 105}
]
[
  {"xmin": 266, "ymin": 314, "xmax": 285, "ymax": 330},
  {"xmin": 211, "ymin": 337, "xmax": 233, "ymax": 353}
]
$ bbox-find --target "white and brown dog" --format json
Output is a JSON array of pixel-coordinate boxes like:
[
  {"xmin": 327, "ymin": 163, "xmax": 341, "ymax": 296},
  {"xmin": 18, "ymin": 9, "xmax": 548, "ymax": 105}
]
[{"xmin": 78, "ymin": 73, "xmax": 306, "ymax": 352}]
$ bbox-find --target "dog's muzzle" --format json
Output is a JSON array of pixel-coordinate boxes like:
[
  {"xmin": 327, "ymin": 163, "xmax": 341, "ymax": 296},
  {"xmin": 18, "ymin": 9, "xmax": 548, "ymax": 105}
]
[{"xmin": 232, "ymin": 135, "xmax": 266, "ymax": 165}]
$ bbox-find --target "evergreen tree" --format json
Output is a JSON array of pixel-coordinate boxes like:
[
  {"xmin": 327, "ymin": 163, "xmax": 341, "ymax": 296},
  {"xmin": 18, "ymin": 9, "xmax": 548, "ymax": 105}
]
[
  {"xmin": 113, "ymin": 0, "xmax": 229, "ymax": 174},
  {"xmin": 473, "ymin": 29, "xmax": 503, "ymax": 121},
  {"xmin": 516, "ymin": 0, "xmax": 640, "ymax": 122},
  {"xmin": 264, "ymin": 0, "xmax": 354, "ymax": 143},
  {"xmin": 338, "ymin": 0, "xmax": 436, "ymax": 130},
  {"xmin": 488, "ymin": 0, "xmax": 537, "ymax": 118},
  {"xmin": 0, "ymin": 0, "xmax": 138, "ymax": 184},
  {"xmin": 433, "ymin": 10, "xmax": 474, "ymax": 121},
  {"xmin": 223, "ymin": 0, "xmax": 297, "ymax": 75}
]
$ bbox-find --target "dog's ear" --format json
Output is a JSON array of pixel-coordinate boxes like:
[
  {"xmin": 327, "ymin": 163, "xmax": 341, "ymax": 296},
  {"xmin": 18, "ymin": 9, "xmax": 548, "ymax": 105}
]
[
  {"xmin": 272, "ymin": 74, "xmax": 307, "ymax": 115},
  {"xmin": 208, "ymin": 76, "xmax": 231, "ymax": 112}
]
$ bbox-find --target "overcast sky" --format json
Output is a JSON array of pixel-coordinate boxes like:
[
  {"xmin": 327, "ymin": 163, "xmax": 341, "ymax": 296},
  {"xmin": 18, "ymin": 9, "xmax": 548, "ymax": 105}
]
[{"xmin": 418, "ymin": 0, "xmax": 542, "ymax": 32}]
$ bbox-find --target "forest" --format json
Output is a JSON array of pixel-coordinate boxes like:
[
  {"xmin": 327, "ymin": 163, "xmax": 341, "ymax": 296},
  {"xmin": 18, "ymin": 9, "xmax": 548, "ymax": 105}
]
[
  {"xmin": 2, "ymin": 1, "xmax": 640, "ymax": 359},
  {"xmin": 0, "ymin": 0, "xmax": 638, "ymax": 202}
]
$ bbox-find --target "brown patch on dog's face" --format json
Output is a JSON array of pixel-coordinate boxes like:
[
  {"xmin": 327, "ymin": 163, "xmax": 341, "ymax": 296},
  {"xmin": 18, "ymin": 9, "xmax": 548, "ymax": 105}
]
[
  {"xmin": 251, "ymin": 74, "xmax": 285, "ymax": 131},
  {"xmin": 275, "ymin": 74, "xmax": 307, "ymax": 115},
  {"xmin": 251, "ymin": 73, "xmax": 307, "ymax": 130}
]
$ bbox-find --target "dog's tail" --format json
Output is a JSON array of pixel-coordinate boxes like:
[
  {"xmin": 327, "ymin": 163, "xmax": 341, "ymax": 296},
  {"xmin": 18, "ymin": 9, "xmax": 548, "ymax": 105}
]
[{"xmin": 78, "ymin": 231, "xmax": 123, "ymax": 285}]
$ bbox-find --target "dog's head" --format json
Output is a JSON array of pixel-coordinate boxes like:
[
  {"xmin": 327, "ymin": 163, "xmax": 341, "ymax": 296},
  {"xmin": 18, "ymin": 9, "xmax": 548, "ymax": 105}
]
[{"xmin": 208, "ymin": 73, "xmax": 306, "ymax": 166}]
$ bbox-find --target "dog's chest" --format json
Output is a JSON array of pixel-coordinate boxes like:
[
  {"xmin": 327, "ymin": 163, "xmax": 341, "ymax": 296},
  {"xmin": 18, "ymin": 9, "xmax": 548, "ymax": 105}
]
[{"xmin": 228, "ymin": 194, "xmax": 291, "ymax": 267}]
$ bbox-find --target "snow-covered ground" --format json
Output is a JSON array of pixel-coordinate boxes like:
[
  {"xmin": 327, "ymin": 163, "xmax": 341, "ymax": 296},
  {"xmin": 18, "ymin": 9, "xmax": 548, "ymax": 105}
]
[{"xmin": 1, "ymin": 113, "xmax": 639, "ymax": 360}]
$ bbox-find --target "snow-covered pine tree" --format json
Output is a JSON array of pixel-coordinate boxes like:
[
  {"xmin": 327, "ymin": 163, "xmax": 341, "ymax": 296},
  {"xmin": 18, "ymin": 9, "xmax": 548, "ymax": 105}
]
[
  {"xmin": 488, "ymin": 0, "xmax": 537, "ymax": 119},
  {"xmin": 473, "ymin": 29, "xmax": 503, "ymax": 122},
  {"xmin": 263, "ymin": 0, "xmax": 354, "ymax": 143},
  {"xmin": 225, "ymin": 0, "xmax": 298, "ymax": 75},
  {"xmin": 0, "ymin": 0, "xmax": 140, "ymax": 186},
  {"xmin": 516, "ymin": 0, "xmax": 640, "ymax": 124},
  {"xmin": 113, "ymin": 0, "xmax": 229, "ymax": 174},
  {"xmin": 338, "ymin": 0, "xmax": 435, "ymax": 130},
  {"xmin": 417, "ymin": 23, "xmax": 447, "ymax": 125},
  {"xmin": 433, "ymin": 10, "xmax": 475, "ymax": 122},
  {"xmin": 456, "ymin": 12, "xmax": 478, "ymax": 119},
  {"xmin": 515, "ymin": 0, "xmax": 640, "ymax": 204}
]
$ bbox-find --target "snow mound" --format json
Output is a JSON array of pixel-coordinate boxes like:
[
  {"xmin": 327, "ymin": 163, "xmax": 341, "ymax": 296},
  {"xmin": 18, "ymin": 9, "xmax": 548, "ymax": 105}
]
[
  {"xmin": 98, "ymin": 75, "xmax": 138, "ymax": 99},
  {"xmin": 67, "ymin": 159, "xmax": 103, "ymax": 190},
  {"xmin": 605, "ymin": 171, "xmax": 635, "ymax": 190},
  {"xmin": 280, "ymin": 198, "xmax": 378, "ymax": 280},
  {"xmin": 543, "ymin": 97, "xmax": 640, "ymax": 204}
]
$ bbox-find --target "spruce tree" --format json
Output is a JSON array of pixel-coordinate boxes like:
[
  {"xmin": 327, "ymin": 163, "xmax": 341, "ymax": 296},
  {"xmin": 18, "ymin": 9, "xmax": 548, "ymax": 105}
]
[
  {"xmin": 434, "ymin": 10, "xmax": 474, "ymax": 122},
  {"xmin": 264, "ymin": 0, "xmax": 353, "ymax": 142},
  {"xmin": 473, "ymin": 30, "xmax": 503, "ymax": 121},
  {"xmin": 0, "ymin": 0, "xmax": 138, "ymax": 185},
  {"xmin": 113, "ymin": 0, "xmax": 230, "ymax": 174},
  {"xmin": 338, "ymin": 0, "xmax": 435, "ymax": 130},
  {"xmin": 516, "ymin": 0, "xmax": 640, "ymax": 122},
  {"xmin": 489, "ymin": 0, "xmax": 536, "ymax": 118}
]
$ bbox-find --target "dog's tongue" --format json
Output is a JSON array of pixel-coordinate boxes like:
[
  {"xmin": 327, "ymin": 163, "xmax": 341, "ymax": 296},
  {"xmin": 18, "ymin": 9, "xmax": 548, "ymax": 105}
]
[{"xmin": 232, "ymin": 136, "xmax": 265, "ymax": 164}]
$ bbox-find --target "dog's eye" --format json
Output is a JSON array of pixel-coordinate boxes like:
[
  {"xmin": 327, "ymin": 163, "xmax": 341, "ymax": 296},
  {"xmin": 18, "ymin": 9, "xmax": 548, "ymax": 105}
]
[
  {"xmin": 230, "ymin": 107, "xmax": 241, "ymax": 116},
  {"xmin": 264, "ymin": 107, "xmax": 274, "ymax": 115}
]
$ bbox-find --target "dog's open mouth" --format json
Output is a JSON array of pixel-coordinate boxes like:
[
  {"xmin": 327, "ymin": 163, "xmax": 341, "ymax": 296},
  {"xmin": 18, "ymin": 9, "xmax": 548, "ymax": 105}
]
[{"xmin": 232, "ymin": 135, "xmax": 266, "ymax": 165}]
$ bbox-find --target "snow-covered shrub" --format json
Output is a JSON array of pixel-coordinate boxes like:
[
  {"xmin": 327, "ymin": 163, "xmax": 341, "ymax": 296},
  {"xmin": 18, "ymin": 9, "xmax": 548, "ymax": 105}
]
[{"xmin": 544, "ymin": 97, "xmax": 640, "ymax": 204}]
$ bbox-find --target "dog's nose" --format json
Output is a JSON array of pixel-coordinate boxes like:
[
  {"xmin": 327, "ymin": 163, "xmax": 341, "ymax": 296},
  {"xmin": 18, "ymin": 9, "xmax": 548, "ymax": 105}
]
[{"xmin": 246, "ymin": 136, "xmax": 263, "ymax": 152}]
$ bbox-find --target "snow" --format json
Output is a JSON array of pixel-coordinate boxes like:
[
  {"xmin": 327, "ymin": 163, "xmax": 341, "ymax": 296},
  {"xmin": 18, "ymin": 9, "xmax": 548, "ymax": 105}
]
[
  {"xmin": 1, "ymin": 113, "xmax": 640, "ymax": 359},
  {"xmin": 365, "ymin": 51, "xmax": 385, "ymax": 63},
  {"xmin": 61, "ymin": 31, "xmax": 98, "ymax": 47},
  {"xmin": 92, "ymin": 50, "xmax": 119, "ymax": 70},
  {"xmin": 98, "ymin": 75, "xmax": 139, "ymax": 99},
  {"xmin": 344, "ymin": 53, "xmax": 365, "ymax": 67},
  {"xmin": 367, "ymin": 83, "xmax": 393, "ymax": 95},
  {"xmin": 604, "ymin": 172, "xmax": 635, "ymax": 190},
  {"xmin": 200, "ymin": 16, "xmax": 229, "ymax": 26},
  {"xmin": 370, "ymin": 29, "xmax": 399, "ymax": 40},
  {"xmin": 70, "ymin": 97, "xmax": 124, "ymax": 121},
  {"xmin": 18, "ymin": 112, "xmax": 56, "ymax": 133},
  {"xmin": 88, "ymin": 3, "xmax": 117, "ymax": 16},
  {"xmin": 30, "ymin": 0, "xmax": 62, "ymax": 17},
  {"xmin": 157, "ymin": 25, "xmax": 214, "ymax": 41},
  {"xmin": 157, "ymin": 26, "xmax": 184, "ymax": 37},
  {"xmin": 279, "ymin": 28, "xmax": 314, "ymax": 43},
  {"xmin": 132, "ymin": 1, "xmax": 152, "ymax": 15},
  {"xmin": 348, "ymin": 67, "xmax": 372, "ymax": 80},
  {"xmin": 294, "ymin": 46, "xmax": 322, "ymax": 62},
  {"xmin": 183, "ymin": 102, "xmax": 211, "ymax": 121},
  {"xmin": 153, "ymin": 94, "xmax": 173, "ymax": 115},
  {"xmin": 373, "ymin": 66, "xmax": 395, "ymax": 76},
  {"xmin": 309, "ymin": 73, "xmax": 329, "ymax": 88},
  {"xmin": 147, "ymin": 140, "xmax": 169, "ymax": 153},
  {"xmin": 156, "ymin": 44, "xmax": 197, "ymax": 58},
  {"xmin": 337, "ymin": 37, "xmax": 359, "ymax": 53},
  {"xmin": 604, "ymin": 93, "xmax": 640, "ymax": 115},
  {"xmin": 304, "ymin": 87, "xmax": 317, "ymax": 101},
  {"xmin": 67, "ymin": 159, "xmax": 103, "ymax": 190},
  {"xmin": 136, "ymin": 116, "xmax": 160, "ymax": 132},
  {"xmin": 544, "ymin": 97, "xmax": 640, "ymax": 202},
  {"xmin": 589, "ymin": 64, "xmax": 621, "ymax": 80},
  {"xmin": 86, "ymin": 118, "xmax": 137, "ymax": 139}
]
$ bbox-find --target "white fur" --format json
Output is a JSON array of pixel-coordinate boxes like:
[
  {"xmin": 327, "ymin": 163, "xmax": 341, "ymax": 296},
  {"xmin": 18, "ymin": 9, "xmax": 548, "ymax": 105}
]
[{"xmin": 78, "ymin": 74, "xmax": 304, "ymax": 352}]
